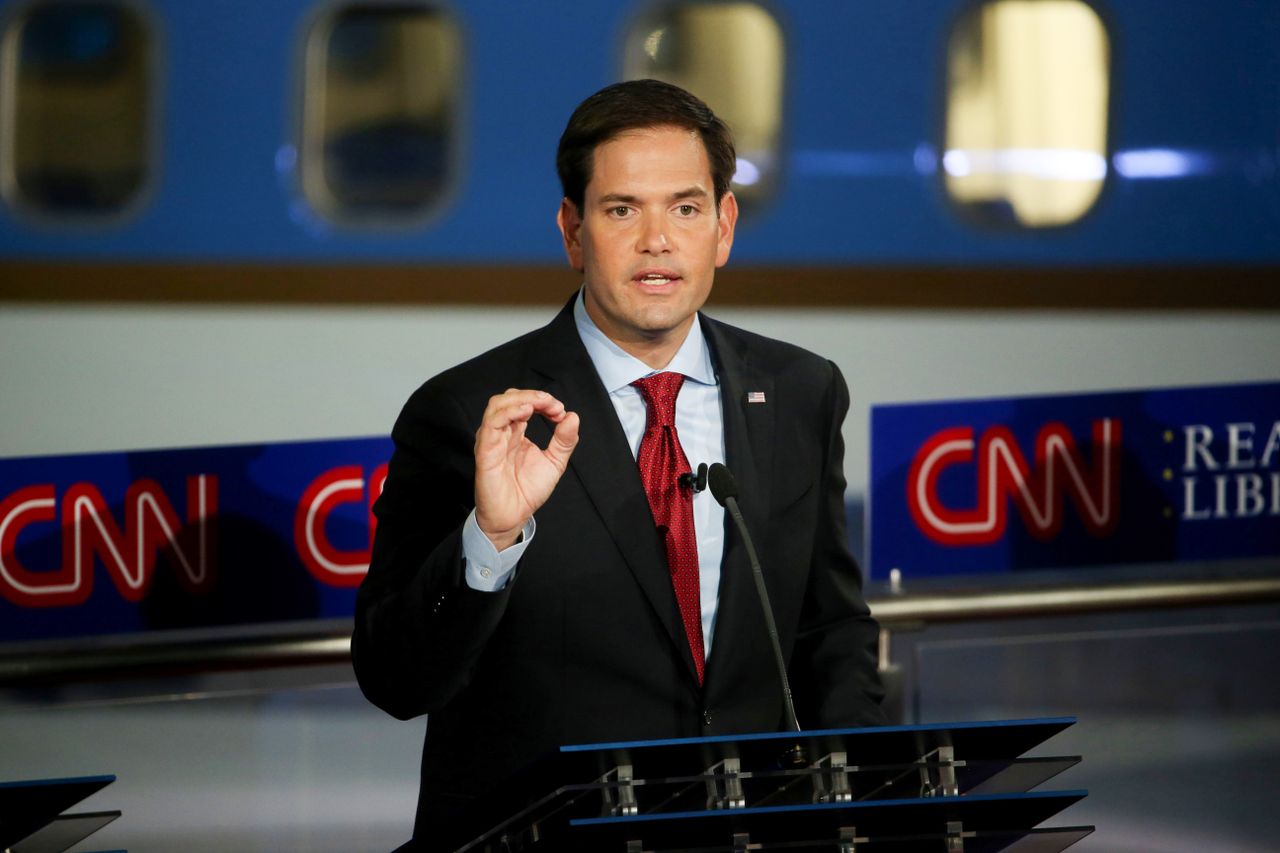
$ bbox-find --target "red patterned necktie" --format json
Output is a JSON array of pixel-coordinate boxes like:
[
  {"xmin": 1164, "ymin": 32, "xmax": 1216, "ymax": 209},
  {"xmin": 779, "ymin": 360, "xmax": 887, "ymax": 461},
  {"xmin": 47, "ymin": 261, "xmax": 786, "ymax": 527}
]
[{"xmin": 632, "ymin": 372, "xmax": 705, "ymax": 685}]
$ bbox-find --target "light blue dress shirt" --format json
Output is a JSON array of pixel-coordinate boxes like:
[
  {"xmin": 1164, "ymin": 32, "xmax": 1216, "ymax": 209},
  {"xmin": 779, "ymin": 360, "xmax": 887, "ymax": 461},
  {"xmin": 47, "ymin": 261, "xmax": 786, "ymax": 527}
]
[{"xmin": 461, "ymin": 290, "xmax": 728, "ymax": 653}]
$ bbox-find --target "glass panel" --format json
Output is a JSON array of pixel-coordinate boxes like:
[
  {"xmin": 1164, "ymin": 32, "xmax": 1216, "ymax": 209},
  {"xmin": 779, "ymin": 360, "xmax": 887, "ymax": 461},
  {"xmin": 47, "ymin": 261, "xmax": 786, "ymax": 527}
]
[
  {"xmin": 301, "ymin": 3, "xmax": 459, "ymax": 222},
  {"xmin": 1, "ymin": 1, "xmax": 151, "ymax": 216},
  {"xmin": 944, "ymin": 0, "xmax": 1109, "ymax": 228},
  {"xmin": 624, "ymin": 2, "xmax": 784, "ymax": 209}
]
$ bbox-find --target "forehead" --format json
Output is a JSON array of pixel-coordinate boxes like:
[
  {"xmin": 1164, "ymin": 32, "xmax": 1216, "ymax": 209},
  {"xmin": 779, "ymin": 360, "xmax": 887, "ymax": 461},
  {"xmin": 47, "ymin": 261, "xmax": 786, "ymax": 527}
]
[{"xmin": 586, "ymin": 125, "xmax": 712, "ymax": 194}]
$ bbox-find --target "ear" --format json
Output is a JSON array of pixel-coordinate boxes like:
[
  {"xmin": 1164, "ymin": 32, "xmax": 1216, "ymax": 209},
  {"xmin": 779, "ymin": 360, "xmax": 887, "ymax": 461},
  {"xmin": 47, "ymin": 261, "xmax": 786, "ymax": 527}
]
[
  {"xmin": 715, "ymin": 191, "xmax": 739, "ymax": 268},
  {"xmin": 557, "ymin": 198, "xmax": 585, "ymax": 273}
]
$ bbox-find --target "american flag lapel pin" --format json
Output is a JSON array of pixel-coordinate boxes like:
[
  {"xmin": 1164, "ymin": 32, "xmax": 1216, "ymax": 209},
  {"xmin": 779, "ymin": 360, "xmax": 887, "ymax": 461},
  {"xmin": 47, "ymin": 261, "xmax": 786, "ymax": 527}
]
[{"xmin": 746, "ymin": 391, "xmax": 766, "ymax": 404}]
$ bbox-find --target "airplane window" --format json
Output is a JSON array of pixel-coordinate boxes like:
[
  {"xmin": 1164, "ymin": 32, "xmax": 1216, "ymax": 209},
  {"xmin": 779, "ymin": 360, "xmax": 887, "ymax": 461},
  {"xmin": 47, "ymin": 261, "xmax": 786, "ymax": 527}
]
[
  {"xmin": 0, "ymin": 1, "xmax": 152, "ymax": 218},
  {"xmin": 624, "ymin": 2, "xmax": 785, "ymax": 211},
  {"xmin": 944, "ymin": 0, "xmax": 1110, "ymax": 228},
  {"xmin": 301, "ymin": 3, "xmax": 459, "ymax": 222}
]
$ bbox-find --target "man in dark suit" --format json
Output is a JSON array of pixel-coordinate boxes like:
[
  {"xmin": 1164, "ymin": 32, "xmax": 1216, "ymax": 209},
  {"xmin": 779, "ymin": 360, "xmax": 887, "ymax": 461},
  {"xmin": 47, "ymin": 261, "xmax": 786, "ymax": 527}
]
[{"xmin": 353, "ymin": 79, "xmax": 885, "ymax": 850}]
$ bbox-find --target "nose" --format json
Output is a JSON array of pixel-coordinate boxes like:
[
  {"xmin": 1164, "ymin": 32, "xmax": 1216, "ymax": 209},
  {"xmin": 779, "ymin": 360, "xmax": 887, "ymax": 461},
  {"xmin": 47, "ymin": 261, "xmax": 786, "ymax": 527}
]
[{"xmin": 636, "ymin": 215, "xmax": 670, "ymax": 254}]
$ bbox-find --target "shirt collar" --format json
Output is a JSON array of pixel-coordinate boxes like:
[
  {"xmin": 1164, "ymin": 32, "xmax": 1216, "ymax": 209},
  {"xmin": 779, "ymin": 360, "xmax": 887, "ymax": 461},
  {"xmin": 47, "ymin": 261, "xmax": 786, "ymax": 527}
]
[{"xmin": 573, "ymin": 288, "xmax": 717, "ymax": 394}]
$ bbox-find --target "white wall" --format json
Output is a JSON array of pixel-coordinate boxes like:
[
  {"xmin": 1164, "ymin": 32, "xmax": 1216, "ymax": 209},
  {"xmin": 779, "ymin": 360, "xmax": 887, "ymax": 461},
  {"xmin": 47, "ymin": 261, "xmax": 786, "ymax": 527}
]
[{"xmin": 3, "ymin": 302, "xmax": 1278, "ymax": 496}]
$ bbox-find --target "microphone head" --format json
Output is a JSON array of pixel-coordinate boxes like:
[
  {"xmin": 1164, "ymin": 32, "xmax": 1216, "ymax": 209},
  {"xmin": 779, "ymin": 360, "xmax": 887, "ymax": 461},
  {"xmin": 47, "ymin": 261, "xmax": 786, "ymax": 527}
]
[{"xmin": 707, "ymin": 463, "xmax": 739, "ymax": 505}]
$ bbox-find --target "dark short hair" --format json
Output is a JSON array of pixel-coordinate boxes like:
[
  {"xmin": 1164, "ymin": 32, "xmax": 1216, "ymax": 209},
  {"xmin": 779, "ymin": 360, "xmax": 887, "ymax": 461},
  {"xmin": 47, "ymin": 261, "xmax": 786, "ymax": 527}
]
[{"xmin": 556, "ymin": 79, "xmax": 736, "ymax": 213}]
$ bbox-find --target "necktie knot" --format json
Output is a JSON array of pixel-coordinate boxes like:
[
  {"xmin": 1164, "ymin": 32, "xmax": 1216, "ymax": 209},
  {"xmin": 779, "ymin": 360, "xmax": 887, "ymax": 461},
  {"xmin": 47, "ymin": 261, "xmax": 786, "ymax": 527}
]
[{"xmin": 632, "ymin": 372, "xmax": 685, "ymax": 429}]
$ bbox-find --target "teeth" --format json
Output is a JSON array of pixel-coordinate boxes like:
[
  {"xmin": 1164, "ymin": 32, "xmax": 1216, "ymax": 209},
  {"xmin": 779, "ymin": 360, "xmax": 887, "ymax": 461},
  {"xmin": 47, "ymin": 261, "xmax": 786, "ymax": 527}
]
[{"xmin": 641, "ymin": 275, "xmax": 672, "ymax": 283}]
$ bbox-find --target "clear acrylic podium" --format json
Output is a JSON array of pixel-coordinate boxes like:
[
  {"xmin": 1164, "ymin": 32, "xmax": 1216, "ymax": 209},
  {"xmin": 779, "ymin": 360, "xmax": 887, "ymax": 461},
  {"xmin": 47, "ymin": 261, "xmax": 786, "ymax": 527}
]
[
  {"xmin": 452, "ymin": 717, "xmax": 1092, "ymax": 852},
  {"xmin": 0, "ymin": 774, "xmax": 120, "ymax": 853}
]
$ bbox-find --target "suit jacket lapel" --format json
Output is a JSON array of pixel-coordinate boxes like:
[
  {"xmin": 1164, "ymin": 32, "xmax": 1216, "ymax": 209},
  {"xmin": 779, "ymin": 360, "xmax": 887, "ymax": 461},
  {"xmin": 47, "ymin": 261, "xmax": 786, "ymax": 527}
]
[
  {"xmin": 526, "ymin": 300, "xmax": 698, "ymax": 683},
  {"xmin": 702, "ymin": 317, "xmax": 777, "ymax": 692},
  {"xmin": 705, "ymin": 317, "xmax": 775, "ymax": 538}
]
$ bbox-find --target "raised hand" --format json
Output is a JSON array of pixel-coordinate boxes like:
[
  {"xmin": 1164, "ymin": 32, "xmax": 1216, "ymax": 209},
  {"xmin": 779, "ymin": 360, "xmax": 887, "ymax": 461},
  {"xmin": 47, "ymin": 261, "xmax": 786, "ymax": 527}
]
[{"xmin": 473, "ymin": 389, "xmax": 580, "ymax": 550}]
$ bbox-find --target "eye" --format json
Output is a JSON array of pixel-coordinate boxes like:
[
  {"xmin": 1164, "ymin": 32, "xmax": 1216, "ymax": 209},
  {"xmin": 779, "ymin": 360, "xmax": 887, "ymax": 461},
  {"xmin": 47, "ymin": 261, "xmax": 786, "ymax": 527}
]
[
  {"xmin": 676, "ymin": 204, "xmax": 697, "ymax": 217},
  {"xmin": 608, "ymin": 206, "xmax": 632, "ymax": 218}
]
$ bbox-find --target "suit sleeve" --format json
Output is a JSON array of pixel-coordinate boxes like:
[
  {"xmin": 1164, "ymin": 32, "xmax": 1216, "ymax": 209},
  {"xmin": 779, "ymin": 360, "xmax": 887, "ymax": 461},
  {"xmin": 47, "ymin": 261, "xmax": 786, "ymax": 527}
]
[
  {"xmin": 351, "ymin": 380, "xmax": 514, "ymax": 720},
  {"xmin": 789, "ymin": 361, "xmax": 888, "ymax": 728}
]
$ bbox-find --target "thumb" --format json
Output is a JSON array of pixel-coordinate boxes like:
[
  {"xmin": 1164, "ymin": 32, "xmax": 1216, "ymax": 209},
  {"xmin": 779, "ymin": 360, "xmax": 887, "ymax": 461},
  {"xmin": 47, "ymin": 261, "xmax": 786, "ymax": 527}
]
[{"xmin": 545, "ymin": 410, "xmax": 580, "ymax": 470}]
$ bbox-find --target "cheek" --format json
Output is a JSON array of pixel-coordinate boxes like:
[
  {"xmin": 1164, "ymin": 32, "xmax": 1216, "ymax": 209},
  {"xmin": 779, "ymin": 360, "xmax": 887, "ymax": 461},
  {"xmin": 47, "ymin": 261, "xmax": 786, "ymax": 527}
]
[
  {"xmin": 587, "ymin": 236, "xmax": 629, "ymax": 275},
  {"xmin": 575, "ymin": 235, "xmax": 603, "ymax": 274}
]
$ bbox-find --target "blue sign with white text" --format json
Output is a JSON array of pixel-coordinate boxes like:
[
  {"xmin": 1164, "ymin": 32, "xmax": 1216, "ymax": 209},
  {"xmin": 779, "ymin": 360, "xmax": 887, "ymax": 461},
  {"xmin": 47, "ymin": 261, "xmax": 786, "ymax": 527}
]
[
  {"xmin": 0, "ymin": 436, "xmax": 392, "ymax": 644},
  {"xmin": 868, "ymin": 381, "xmax": 1280, "ymax": 579}
]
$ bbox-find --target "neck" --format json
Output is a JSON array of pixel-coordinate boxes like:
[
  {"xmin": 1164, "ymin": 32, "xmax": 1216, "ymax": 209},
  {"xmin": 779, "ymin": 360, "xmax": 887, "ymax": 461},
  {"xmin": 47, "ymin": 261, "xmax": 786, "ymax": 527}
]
[
  {"xmin": 582, "ymin": 297, "xmax": 695, "ymax": 370},
  {"xmin": 619, "ymin": 330, "xmax": 689, "ymax": 371}
]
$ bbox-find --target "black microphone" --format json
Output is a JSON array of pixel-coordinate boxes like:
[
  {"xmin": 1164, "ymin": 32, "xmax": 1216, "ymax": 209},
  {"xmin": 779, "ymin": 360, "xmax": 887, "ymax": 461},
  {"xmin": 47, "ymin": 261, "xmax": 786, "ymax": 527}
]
[
  {"xmin": 678, "ymin": 462, "xmax": 708, "ymax": 493},
  {"xmin": 707, "ymin": 463, "xmax": 801, "ymax": 734}
]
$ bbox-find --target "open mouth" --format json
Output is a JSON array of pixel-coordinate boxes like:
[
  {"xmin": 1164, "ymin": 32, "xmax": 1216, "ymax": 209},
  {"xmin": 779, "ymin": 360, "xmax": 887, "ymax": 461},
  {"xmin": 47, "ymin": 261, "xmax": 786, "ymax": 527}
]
[{"xmin": 634, "ymin": 271, "xmax": 681, "ymax": 287}]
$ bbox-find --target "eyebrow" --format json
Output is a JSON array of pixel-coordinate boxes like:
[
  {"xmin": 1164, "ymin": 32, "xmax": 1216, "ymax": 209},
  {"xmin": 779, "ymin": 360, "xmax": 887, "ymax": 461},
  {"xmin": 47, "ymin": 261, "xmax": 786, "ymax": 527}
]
[{"xmin": 597, "ymin": 187, "xmax": 711, "ymax": 205}]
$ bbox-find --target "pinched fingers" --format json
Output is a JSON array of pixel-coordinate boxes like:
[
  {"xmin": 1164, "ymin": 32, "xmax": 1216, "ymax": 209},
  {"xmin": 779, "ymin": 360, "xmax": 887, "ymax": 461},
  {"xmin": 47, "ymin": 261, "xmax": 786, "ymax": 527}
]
[
  {"xmin": 472, "ymin": 389, "xmax": 580, "ymax": 544},
  {"xmin": 481, "ymin": 389, "xmax": 567, "ymax": 429},
  {"xmin": 475, "ymin": 389, "xmax": 575, "ymax": 462}
]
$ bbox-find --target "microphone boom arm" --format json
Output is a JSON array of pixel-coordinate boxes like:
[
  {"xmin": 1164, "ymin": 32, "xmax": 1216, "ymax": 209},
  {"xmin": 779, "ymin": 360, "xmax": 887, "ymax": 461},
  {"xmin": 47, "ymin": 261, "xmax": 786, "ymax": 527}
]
[{"xmin": 714, "ymin": 472, "xmax": 801, "ymax": 734}]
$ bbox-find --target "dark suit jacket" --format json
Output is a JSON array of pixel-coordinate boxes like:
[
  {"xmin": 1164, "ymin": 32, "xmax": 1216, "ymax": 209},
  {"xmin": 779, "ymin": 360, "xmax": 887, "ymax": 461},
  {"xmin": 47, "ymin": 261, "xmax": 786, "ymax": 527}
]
[{"xmin": 352, "ymin": 296, "xmax": 885, "ymax": 848}]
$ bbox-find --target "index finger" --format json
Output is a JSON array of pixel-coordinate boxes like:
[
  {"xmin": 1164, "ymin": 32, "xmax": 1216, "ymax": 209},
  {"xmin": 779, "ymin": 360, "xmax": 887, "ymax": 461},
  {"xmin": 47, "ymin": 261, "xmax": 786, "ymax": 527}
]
[{"xmin": 485, "ymin": 389, "xmax": 567, "ymax": 419}]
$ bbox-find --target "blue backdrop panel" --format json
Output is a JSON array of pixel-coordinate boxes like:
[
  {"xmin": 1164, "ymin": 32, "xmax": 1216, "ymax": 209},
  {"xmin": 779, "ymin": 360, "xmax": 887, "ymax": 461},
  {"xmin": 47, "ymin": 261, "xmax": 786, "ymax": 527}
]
[
  {"xmin": 0, "ymin": 436, "xmax": 391, "ymax": 643},
  {"xmin": 869, "ymin": 381, "xmax": 1280, "ymax": 579},
  {"xmin": 1, "ymin": 0, "xmax": 1277, "ymax": 264}
]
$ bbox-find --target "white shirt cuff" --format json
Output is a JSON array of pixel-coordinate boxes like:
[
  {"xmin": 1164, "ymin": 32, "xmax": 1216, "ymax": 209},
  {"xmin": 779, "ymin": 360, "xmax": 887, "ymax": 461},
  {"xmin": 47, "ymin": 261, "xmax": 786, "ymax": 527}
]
[{"xmin": 462, "ymin": 510, "xmax": 534, "ymax": 591}]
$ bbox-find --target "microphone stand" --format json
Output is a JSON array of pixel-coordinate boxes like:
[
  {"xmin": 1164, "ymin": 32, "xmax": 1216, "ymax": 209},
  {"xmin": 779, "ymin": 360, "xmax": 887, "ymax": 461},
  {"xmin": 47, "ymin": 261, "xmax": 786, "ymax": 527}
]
[{"xmin": 707, "ymin": 464, "xmax": 801, "ymax": 735}]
